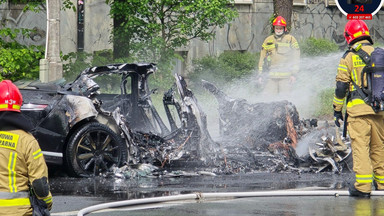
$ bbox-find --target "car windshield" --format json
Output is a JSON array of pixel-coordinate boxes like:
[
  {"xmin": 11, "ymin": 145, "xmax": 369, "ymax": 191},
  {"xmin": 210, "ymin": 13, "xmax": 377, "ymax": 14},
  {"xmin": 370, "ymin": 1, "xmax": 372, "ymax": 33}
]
[{"xmin": 92, "ymin": 74, "xmax": 124, "ymax": 94}]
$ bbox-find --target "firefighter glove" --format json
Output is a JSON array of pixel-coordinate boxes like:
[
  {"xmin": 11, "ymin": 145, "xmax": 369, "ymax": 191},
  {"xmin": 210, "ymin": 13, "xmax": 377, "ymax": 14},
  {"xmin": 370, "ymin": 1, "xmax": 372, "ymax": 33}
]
[{"xmin": 334, "ymin": 111, "xmax": 343, "ymax": 127}]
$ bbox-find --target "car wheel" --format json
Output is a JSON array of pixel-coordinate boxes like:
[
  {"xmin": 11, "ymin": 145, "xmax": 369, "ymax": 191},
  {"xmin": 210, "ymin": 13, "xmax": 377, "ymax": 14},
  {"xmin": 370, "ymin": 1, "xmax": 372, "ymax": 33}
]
[{"xmin": 66, "ymin": 122, "xmax": 127, "ymax": 177}]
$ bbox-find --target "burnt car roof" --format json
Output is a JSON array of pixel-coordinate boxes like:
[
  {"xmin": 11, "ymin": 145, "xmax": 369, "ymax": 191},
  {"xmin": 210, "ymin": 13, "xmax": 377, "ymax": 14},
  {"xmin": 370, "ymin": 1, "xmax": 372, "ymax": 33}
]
[
  {"xmin": 82, "ymin": 63, "xmax": 157, "ymax": 77},
  {"xmin": 16, "ymin": 63, "xmax": 157, "ymax": 91}
]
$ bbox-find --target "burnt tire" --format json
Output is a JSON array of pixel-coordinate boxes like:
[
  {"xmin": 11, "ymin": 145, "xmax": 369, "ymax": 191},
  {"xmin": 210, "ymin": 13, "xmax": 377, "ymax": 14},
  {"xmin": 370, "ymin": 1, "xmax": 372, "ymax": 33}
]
[{"xmin": 66, "ymin": 122, "xmax": 127, "ymax": 177}]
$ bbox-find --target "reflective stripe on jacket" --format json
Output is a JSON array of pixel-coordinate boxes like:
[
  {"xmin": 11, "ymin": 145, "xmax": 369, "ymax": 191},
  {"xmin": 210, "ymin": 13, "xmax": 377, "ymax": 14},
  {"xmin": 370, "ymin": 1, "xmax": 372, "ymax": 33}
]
[
  {"xmin": 0, "ymin": 191, "xmax": 30, "ymax": 207},
  {"xmin": 0, "ymin": 129, "xmax": 52, "ymax": 214},
  {"xmin": 258, "ymin": 34, "xmax": 300, "ymax": 78},
  {"xmin": 333, "ymin": 40, "xmax": 378, "ymax": 117}
]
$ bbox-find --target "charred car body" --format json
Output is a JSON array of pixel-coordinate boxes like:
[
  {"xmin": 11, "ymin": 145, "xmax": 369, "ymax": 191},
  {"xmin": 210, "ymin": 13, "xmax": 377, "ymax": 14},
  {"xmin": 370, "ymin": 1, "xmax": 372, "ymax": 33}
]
[
  {"xmin": 19, "ymin": 63, "xmax": 214, "ymax": 177},
  {"xmin": 201, "ymin": 80, "xmax": 352, "ymax": 174},
  {"xmin": 18, "ymin": 63, "xmax": 352, "ymax": 177}
]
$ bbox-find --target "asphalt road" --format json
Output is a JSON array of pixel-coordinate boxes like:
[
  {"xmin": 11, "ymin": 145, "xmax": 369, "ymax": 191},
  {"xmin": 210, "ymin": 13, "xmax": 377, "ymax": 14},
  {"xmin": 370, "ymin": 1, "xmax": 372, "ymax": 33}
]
[
  {"xmin": 48, "ymin": 172, "xmax": 383, "ymax": 216},
  {"xmin": 74, "ymin": 195, "xmax": 384, "ymax": 216}
]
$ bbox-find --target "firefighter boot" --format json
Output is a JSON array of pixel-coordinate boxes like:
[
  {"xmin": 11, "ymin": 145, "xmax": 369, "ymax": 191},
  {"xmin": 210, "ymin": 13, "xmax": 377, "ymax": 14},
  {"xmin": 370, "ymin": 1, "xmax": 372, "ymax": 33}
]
[
  {"xmin": 349, "ymin": 185, "xmax": 371, "ymax": 198},
  {"xmin": 373, "ymin": 181, "xmax": 384, "ymax": 191}
]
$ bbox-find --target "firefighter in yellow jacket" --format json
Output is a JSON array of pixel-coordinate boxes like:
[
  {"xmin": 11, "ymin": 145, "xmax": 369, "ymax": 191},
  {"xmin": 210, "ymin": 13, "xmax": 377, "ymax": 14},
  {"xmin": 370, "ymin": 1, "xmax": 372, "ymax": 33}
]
[
  {"xmin": 333, "ymin": 20, "xmax": 384, "ymax": 198},
  {"xmin": 0, "ymin": 80, "xmax": 52, "ymax": 215},
  {"xmin": 258, "ymin": 16, "xmax": 300, "ymax": 96}
]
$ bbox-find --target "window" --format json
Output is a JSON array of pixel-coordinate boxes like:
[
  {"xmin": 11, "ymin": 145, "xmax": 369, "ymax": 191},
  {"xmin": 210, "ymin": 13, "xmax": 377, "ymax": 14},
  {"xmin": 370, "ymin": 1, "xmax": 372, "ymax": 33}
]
[
  {"xmin": 306, "ymin": 0, "xmax": 322, "ymax": 3},
  {"xmin": 293, "ymin": 0, "xmax": 307, "ymax": 6},
  {"xmin": 325, "ymin": 0, "xmax": 336, "ymax": 7},
  {"xmin": 234, "ymin": 0, "xmax": 253, "ymax": 4}
]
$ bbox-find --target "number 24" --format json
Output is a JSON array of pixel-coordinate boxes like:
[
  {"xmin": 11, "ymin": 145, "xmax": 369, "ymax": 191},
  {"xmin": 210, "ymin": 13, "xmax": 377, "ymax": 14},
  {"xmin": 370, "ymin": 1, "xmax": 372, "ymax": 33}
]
[{"xmin": 355, "ymin": 5, "xmax": 364, "ymax": 12}]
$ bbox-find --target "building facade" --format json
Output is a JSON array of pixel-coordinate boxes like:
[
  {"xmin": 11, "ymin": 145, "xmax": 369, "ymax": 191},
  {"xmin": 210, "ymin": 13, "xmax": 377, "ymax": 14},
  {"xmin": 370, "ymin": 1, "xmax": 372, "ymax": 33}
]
[{"xmin": 1, "ymin": 0, "xmax": 383, "ymax": 75}]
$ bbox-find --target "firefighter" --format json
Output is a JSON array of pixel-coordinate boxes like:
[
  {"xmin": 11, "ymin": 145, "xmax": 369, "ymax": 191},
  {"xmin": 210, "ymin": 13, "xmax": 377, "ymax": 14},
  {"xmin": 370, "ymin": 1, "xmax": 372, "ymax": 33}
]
[
  {"xmin": 0, "ymin": 80, "xmax": 52, "ymax": 214},
  {"xmin": 258, "ymin": 15, "xmax": 300, "ymax": 96},
  {"xmin": 333, "ymin": 20, "xmax": 384, "ymax": 198}
]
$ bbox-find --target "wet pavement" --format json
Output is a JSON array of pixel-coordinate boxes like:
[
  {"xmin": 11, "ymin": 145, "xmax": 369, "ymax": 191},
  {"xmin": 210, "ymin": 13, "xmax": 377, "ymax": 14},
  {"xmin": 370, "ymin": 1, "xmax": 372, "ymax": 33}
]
[
  {"xmin": 49, "ymin": 172, "xmax": 353, "ymax": 200},
  {"xmin": 49, "ymin": 172, "xmax": 367, "ymax": 215},
  {"xmin": 78, "ymin": 195, "xmax": 384, "ymax": 216}
]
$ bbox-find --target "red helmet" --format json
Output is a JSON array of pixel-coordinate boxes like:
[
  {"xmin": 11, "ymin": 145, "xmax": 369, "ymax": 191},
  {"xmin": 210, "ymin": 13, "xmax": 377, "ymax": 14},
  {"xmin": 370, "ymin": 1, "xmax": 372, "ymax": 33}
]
[
  {"xmin": 273, "ymin": 16, "xmax": 287, "ymax": 31},
  {"xmin": 344, "ymin": 20, "xmax": 371, "ymax": 45},
  {"xmin": 0, "ymin": 80, "xmax": 23, "ymax": 112}
]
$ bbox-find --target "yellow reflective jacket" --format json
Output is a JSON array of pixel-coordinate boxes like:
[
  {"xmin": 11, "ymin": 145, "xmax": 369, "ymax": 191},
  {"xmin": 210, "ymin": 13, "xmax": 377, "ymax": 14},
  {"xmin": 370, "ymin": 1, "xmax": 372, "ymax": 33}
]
[
  {"xmin": 258, "ymin": 34, "xmax": 300, "ymax": 78},
  {"xmin": 332, "ymin": 40, "xmax": 379, "ymax": 117},
  {"xmin": 0, "ymin": 129, "xmax": 52, "ymax": 215}
]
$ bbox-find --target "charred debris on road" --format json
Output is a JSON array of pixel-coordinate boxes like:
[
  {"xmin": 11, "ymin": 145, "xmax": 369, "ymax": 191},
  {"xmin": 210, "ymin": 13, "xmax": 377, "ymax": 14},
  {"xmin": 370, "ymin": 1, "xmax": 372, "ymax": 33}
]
[{"xmin": 88, "ymin": 65, "xmax": 352, "ymax": 178}]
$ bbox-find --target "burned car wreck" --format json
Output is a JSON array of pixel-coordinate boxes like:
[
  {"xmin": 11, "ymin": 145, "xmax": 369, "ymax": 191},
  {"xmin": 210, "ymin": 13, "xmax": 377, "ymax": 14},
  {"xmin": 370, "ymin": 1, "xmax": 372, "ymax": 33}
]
[
  {"xmin": 18, "ymin": 63, "xmax": 216, "ymax": 177},
  {"xmin": 199, "ymin": 80, "xmax": 352, "ymax": 174},
  {"xmin": 18, "ymin": 63, "xmax": 352, "ymax": 177}
]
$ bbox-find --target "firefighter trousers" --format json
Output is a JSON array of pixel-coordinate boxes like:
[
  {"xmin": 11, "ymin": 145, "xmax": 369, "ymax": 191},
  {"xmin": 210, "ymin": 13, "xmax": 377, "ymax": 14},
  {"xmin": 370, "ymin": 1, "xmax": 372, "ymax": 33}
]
[
  {"xmin": 262, "ymin": 78, "xmax": 292, "ymax": 96},
  {"xmin": 348, "ymin": 114, "xmax": 384, "ymax": 193}
]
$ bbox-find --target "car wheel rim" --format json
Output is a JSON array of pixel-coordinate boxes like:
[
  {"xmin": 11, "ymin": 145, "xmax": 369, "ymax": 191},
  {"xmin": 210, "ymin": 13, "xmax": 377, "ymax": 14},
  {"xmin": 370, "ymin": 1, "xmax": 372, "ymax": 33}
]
[{"xmin": 75, "ymin": 130, "xmax": 120, "ymax": 175}]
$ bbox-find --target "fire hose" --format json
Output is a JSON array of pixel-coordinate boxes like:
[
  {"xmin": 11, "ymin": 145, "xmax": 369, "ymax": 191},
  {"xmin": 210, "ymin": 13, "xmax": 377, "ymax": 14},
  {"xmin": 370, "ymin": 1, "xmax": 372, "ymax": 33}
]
[{"xmin": 77, "ymin": 190, "xmax": 384, "ymax": 216}]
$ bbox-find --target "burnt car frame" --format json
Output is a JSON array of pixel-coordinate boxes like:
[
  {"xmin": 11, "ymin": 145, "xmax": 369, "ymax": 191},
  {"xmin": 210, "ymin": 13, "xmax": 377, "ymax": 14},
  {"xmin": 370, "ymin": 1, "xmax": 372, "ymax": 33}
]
[
  {"xmin": 19, "ymin": 63, "xmax": 212, "ymax": 177},
  {"xmin": 18, "ymin": 63, "xmax": 352, "ymax": 177}
]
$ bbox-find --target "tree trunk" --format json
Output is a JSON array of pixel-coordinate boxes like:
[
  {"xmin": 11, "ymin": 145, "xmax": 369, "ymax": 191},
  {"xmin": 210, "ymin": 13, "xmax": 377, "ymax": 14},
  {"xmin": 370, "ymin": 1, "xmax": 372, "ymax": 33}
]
[{"xmin": 273, "ymin": 0, "xmax": 293, "ymax": 31}]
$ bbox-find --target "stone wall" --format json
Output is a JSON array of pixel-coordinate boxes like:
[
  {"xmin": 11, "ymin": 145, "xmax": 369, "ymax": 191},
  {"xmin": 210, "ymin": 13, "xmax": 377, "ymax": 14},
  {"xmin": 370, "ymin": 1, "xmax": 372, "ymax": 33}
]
[
  {"xmin": 0, "ymin": 0, "xmax": 112, "ymax": 54},
  {"xmin": 0, "ymin": 3, "xmax": 46, "ymax": 47},
  {"xmin": 188, "ymin": 1, "xmax": 384, "ymax": 58},
  {"xmin": 181, "ymin": 1, "xmax": 384, "ymax": 74},
  {"xmin": 1, "ymin": 1, "xmax": 383, "ymax": 74}
]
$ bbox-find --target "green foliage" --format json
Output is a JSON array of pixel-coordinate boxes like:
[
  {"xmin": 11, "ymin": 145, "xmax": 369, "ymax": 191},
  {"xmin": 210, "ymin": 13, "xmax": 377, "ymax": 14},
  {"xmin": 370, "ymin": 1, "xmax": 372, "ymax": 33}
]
[
  {"xmin": 298, "ymin": 38, "xmax": 340, "ymax": 118},
  {"xmin": 62, "ymin": 49, "xmax": 132, "ymax": 81},
  {"xmin": 269, "ymin": 14, "xmax": 276, "ymax": 34},
  {"xmin": 1, "ymin": 0, "xmax": 43, "ymax": 12},
  {"xmin": 61, "ymin": 0, "xmax": 76, "ymax": 11},
  {"xmin": 148, "ymin": 58, "xmax": 179, "ymax": 92},
  {"xmin": 0, "ymin": 0, "xmax": 76, "ymax": 82},
  {"xmin": 61, "ymin": 51, "xmax": 92, "ymax": 82},
  {"xmin": 105, "ymin": 0, "xmax": 239, "ymax": 93},
  {"xmin": 1, "ymin": 0, "xmax": 75, "ymax": 11},
  {"xmin": 109, "ymin": 0, "xmax": 237, "ymax": 56},
  {"xmin": 300, "ymin": 37, "xmax": 339, "ymax": 57},
  {"xmin": 108, "ymin": 0, "xmax": 238, "ymax": 84},
  {"xmin": 312, "ymin": 87, "xmax": 334, "ymax": 118},
  {"xmin": 61, "ymin": 50, "xmax": 175, "ymax": 93},
  {"xmin": 61, "ymin": 50, "xmax": 136, "ymax": 85},
  {"xmin": 0, "ymin": 27, "xmax": 44, "ymax": 81},
  {"xmin": 190, "ymin": 51, "xmax": 257, "ymax": 86}
]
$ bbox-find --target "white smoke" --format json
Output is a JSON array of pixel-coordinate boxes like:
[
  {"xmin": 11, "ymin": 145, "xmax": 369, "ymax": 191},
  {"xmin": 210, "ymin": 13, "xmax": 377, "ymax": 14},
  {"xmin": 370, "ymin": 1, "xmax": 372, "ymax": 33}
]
[
  {"xmin": 224, "ymin": 52, "xmax": 343, "ymax": 118},
  {"xmin": 194, "ymin": 52, "xmax": 344, "ymax": 142}
]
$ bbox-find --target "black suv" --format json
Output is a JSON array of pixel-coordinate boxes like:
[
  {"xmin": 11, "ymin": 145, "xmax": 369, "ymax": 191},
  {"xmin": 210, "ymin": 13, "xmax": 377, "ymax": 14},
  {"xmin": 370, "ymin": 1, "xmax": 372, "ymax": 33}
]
[{"xmin": 18, "ymin": 63, "xmax": 212, "ymax": 177}]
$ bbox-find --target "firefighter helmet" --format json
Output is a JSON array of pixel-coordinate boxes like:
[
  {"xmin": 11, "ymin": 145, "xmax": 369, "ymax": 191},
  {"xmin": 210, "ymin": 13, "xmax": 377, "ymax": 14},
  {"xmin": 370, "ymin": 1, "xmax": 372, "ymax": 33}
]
[
  {"xmin": 272, "ymin": 16, "xmax": 287, "ymax": 31},
  {"xmin": 0, "ymin": 80, "xmax": 23, "ymax": 112},
  {"xmin": 344, "ymin": 20, "xmax": 372, "ymax": 45}
]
